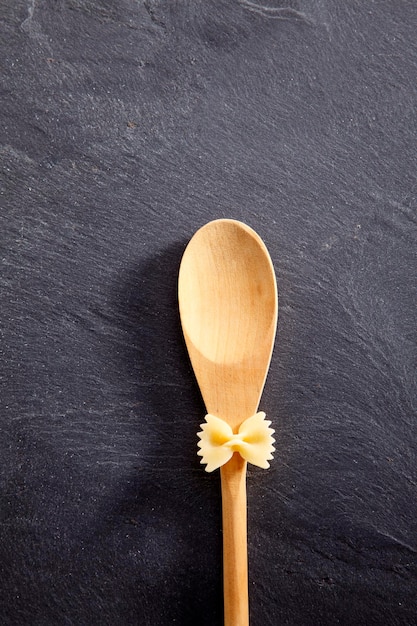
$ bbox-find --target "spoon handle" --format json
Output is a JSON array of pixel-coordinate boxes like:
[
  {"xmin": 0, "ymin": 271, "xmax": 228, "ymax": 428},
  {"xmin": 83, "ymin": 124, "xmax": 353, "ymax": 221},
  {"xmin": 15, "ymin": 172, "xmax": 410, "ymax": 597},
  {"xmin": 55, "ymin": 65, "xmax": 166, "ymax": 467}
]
[{"xmin": 220, "ymin": 454, "xmax": 249, "ymax": 626}]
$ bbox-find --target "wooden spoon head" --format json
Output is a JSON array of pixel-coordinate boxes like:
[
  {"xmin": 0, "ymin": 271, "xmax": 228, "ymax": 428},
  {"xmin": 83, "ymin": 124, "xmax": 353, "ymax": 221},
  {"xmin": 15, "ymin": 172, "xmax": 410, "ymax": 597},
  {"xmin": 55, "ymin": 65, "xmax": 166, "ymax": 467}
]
[{"xmin": 179, "ymin": 219, "xmax": 278, "ymax": 429}]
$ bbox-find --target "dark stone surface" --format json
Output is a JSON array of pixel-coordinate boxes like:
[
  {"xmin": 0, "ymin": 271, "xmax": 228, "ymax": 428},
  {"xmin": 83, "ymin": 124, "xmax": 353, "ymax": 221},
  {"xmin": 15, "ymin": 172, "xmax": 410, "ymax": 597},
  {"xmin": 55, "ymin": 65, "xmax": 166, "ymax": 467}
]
[{"xmin": 1, "ymin": 1, "xmax": 416, "ymax": 624}]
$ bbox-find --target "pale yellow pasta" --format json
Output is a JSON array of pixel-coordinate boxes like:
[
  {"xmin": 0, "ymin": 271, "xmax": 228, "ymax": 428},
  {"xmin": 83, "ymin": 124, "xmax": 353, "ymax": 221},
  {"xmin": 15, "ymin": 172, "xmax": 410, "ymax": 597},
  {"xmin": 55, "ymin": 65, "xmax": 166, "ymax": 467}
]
[{"xmin": 197, "ymin": 412, "xmax": 275, "ymax": 472}]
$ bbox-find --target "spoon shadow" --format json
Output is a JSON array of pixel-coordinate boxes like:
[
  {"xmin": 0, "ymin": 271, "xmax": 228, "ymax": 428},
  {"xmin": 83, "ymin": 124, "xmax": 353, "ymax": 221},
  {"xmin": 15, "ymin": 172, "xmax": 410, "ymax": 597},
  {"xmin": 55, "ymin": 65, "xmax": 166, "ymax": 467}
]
[{"xmin": 106, "ymin": 242, "xmax": 223, "ymax": 624}]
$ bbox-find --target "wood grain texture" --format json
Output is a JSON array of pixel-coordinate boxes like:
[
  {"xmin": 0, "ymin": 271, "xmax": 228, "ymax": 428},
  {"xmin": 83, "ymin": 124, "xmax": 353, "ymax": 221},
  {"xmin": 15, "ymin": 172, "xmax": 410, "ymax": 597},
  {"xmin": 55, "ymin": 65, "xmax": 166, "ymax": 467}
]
[{"xmin": 1, "ymin": 0, "xmax": 416, "ymax": 624}]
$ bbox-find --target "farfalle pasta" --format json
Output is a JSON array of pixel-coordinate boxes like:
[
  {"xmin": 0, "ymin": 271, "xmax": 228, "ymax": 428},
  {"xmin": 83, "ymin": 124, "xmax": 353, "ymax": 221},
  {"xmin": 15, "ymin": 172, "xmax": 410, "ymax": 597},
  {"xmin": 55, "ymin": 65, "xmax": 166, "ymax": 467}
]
[{"xmin": 197, "ymin": 412, "xmax": 275, "ymax": 472}]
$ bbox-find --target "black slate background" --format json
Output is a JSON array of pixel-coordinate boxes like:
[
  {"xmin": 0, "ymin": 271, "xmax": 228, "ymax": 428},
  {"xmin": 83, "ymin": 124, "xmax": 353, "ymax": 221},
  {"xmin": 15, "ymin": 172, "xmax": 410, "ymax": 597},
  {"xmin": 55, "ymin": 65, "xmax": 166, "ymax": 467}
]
[{"xmin": 1, "ymin": 1, "xmax": 416, "ymax": 624}]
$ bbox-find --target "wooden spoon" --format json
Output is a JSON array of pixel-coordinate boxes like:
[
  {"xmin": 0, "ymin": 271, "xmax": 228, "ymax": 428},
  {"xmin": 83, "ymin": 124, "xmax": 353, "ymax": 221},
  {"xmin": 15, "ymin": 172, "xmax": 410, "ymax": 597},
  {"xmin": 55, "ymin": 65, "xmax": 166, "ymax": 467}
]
[{"xmin": 178, "ymin": 218, "xmax": 278, "ymax": 626}]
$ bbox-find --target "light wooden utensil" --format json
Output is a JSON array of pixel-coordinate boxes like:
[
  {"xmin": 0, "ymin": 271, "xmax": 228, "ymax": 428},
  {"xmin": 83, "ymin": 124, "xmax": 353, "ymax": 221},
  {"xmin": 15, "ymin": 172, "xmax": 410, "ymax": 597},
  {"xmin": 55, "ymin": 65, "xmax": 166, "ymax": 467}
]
[{"xmin": 178, "ymin": 219, "xmax": 278, "ymax": 626}]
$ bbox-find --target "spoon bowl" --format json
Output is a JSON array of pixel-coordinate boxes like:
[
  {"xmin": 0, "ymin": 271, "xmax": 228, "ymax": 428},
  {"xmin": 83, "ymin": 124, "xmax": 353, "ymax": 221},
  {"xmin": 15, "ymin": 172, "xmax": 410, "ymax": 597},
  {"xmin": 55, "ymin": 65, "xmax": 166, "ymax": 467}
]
[{"xmin": 179, "ymin": 219, "xmax": 277, "ymax": 429}]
